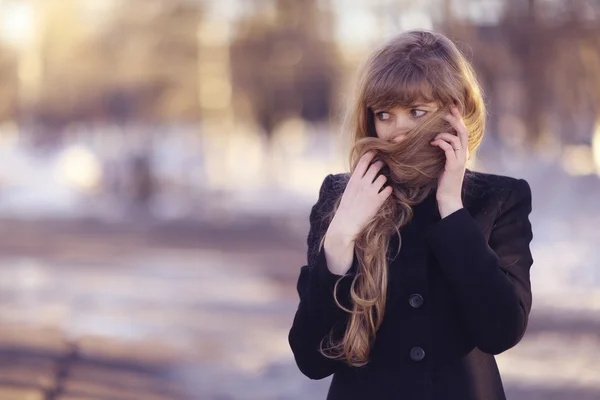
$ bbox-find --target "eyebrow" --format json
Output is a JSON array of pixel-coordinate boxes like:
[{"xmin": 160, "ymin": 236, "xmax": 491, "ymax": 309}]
[{"xmin": 410, "ymin": 103, "xmax": 436, "ymax": 108}]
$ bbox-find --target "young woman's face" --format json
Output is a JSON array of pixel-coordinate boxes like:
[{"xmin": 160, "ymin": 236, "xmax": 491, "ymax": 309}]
[{"xmin": 372, "ymin": 101, "xmax": 439, "ymax": 142}]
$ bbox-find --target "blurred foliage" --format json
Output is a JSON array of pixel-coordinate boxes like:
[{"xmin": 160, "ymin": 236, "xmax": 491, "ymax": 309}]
[
  {"xmin": 0, "ymin": 41, "xmax": 17, "ymax": 120},
  {"xmin": 9, "ymin": 0, "xmax": 203, "ymax": 127},
  {"xmin": 461, "ymin": 0, "xmax": 600, "ymax": 145},
  {"xmin": 0, "ymin": 0, "xmax": 600, "ymax": 146},
  {"xmin": 230, "ymin": 0, "xmax": 339, "ymax": 138}
]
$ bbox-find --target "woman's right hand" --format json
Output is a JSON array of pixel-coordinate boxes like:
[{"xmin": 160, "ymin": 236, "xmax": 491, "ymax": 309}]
[{"xmin": 324, "ymin": 151, "xmax": 392, "ymax": 273}]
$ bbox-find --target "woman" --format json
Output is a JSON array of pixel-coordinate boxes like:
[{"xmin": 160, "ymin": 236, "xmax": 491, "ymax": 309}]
[{"xmin": 288, "ymin": 30, "xmax": 534, "ymax": 400}]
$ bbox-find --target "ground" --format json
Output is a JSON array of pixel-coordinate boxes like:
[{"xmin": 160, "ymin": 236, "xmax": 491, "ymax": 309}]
[{"xmin": 0, "ymin": 214, "xmax": 598, "ymax": 400}]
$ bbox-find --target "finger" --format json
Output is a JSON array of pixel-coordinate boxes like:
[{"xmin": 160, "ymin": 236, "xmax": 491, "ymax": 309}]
[
  {"xmin": 444, "ymin": 107, "xmax": 468, "ymax": 148},
  {"xmin": 373, "ymin": 174, "xmax": 387, "ymax": 192},
  {"xmin": 451, "ymin": 105, "xmax": 465, "ymax": 122},
  {"xmin": 431, "ymin": 139, "xmax": 457, "ymax": 162},
  {"xmin": 434, "ymin": 132, "xmax": 461, "ymax": 150},
  {"xmin": 364, "ymin": 160, "xmax": 386, "ymax": 183},
  {"xmin": 442, "ymin": 112, "xmax": 460, "ymax": 132},
  {"xmin": 435, "ymin": 131, "xmax": 468, "ymax": 161},
  {"xmin": 377, "ymin": 185, "xmax": 393, "ymax": 201},
  {"xmin": 353, "ymin": 151, "xmax": 377, "ymax": 180}
]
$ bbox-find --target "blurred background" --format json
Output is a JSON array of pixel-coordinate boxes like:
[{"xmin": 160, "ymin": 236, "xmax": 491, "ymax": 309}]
[{"xmin": 0, "ymin": 0, "xmax": 598, "ymax": 399}]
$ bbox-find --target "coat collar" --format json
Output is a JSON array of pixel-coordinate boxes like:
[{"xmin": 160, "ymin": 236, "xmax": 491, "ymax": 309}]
[{"xmin": 411, "ymin": 168, "xmax": 477, "ymax": 226}]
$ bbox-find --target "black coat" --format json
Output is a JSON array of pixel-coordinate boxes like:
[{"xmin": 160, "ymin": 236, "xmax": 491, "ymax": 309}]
[{"xmin": 288, "ymin": 170, "xmax": 534, "ymax": 400}]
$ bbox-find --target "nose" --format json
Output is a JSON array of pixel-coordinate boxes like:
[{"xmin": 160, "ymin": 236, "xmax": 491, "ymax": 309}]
[{"xmin": 394, "ymin": 115, "xmax": 414, "ymax": 135}]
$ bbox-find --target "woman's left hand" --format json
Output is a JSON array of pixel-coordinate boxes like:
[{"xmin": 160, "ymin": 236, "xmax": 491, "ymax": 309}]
[{"xmin": 430, "ymin": 106, "xmax": 468, "ymax": 218}]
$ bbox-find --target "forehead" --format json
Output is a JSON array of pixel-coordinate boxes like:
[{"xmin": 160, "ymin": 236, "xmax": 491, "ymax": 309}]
[
  {"xmin": 397, "ymin": 100, "xmax": 438, "ymax": 108},
  {"xmin": 380, "ymin": 102, "xmax": 439, "ymax": 114},
  {"xmin": 364, "ymin": 60, "xmax": 445, "ymax": 110}
]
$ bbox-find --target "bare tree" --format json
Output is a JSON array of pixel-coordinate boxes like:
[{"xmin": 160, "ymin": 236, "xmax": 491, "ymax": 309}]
[
  {"xmin": 446, "ymin": 0, "xmax": 600, "ymax": 146},
  {"xmin": 33, "ymin": 0, "xmax": 203, "ymax": 126},
  {"xmin": 230, "ymin": 0, "xmax": 339, "ymax": 140},
  {"xmin": 0, "ymin": 44, "xmax": 18, "ymax": 121}
]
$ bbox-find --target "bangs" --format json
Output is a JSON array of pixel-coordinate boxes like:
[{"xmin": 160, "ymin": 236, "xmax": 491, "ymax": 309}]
[{"xmin": 364, "ymin": 61, "xmax": 439, "ymax": 110}]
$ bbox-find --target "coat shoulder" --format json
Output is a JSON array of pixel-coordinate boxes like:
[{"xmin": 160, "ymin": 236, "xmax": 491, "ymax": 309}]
[
  {"xmin": 330, "ymin": 172, "xmax": 350, "ymax": 183},
  {"xmin": 464, "ymin": 170, "xmax": 528, "ymax": 196},
  {"xmin": 328, "ymin": 170, "xmax": 529, "ymax": 193},
  {"xmin": 326, "ymin": 170, "xmax": 531, "ymax": 207},
  {"xmin": 463, "ymin": 170, "xmax": 531, "ymax": 217},
  {"xmin": 328, "ymin": 173, "xmax": 351, "ymax": 195}
]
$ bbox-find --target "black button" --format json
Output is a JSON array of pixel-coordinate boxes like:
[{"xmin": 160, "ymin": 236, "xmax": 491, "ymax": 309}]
[
  {"xmin": 409, "ymin": 294, "xmax": 424, "ymax": 309},
  {"xmin": 410, "ymin": 347, "xmax": 426, "ymax": 362}
]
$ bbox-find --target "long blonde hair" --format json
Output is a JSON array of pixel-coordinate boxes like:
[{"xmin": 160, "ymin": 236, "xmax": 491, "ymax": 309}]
[{"xmin": 320, "ymin": 30, "xmax": 487, "ymax": 366}]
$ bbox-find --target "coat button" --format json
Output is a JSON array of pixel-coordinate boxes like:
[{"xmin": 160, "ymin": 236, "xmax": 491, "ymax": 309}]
[
  {"xmin": 410, "ymin": 347, "xmax": 426, "ymax": 362},
  {"xmin": 409, "ymin": 294, "xmax": 424, "ymax": 309}
]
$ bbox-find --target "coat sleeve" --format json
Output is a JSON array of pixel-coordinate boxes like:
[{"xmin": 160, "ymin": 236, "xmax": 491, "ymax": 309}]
[
  {"xmin": 425, "ymin": 178, "xmax": 534, "ymax": 355},
  {"xmin": 288, "ymin": 174, "xmax": 356, "ymax": 380}
]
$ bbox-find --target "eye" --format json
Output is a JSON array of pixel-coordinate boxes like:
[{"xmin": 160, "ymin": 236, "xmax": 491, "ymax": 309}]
[
  {"xmin": 375, "ymin": 112, "xmax": 391, "ymax": 121},
  {"xmin": 410, "ymin": 109, "xmax": 427, "ymax": 118}
]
